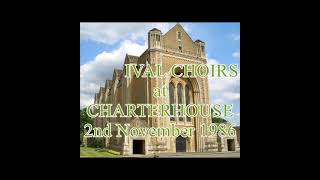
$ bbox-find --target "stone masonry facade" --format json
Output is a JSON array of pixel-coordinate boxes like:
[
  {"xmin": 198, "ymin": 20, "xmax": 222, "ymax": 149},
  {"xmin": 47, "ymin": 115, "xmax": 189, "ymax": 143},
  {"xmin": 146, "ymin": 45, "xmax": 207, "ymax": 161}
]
[{"xmin": 90, "ymin": 23, "xmax": 240, "ymax": 155}]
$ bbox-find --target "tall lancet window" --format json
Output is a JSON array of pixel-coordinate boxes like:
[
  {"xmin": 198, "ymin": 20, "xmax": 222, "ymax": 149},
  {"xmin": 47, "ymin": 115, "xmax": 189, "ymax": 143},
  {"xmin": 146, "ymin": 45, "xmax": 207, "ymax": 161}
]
[
  {"xmin": 177, "ymin": 83, "xmax": 183, "ymax": 121},
  {"xmin": 169, "ymin": 82, "xmax": 175, "ymax": 121},
  {"xmin": 185, "ymin": 84, "xmax": 191, "ymax": 122},
  {"xmin": 178, "ymin": 32, "xmax": 181, "ymax": 40}
]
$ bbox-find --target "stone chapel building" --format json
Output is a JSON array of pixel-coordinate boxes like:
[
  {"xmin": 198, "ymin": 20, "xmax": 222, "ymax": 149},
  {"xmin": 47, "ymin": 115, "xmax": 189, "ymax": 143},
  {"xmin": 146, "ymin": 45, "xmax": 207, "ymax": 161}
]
[{"xmin": 91, "ymin": 23, "xmax": 240, "ymax": 155}]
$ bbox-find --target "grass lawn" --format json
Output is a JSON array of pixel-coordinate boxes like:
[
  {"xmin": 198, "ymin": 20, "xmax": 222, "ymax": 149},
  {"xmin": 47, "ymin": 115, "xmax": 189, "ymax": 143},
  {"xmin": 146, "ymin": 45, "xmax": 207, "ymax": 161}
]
[{"xmin": 80, "ymin": 147, "xmax": 119, "ymax": 157}]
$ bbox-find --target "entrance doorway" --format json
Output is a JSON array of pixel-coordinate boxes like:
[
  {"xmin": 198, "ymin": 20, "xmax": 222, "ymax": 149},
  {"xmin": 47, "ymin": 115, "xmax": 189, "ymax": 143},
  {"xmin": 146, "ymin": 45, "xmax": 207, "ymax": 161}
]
[
  {"xmin": 227, "ymin": 139, "xmax": 235, "ymax": 151},
  {"xmin": 176, "ymin": 136, "xmax": 186, "ymax": 152},
  {"xmin": 133, "ymin": 140, "xmax": 145, "ymax": 154}
]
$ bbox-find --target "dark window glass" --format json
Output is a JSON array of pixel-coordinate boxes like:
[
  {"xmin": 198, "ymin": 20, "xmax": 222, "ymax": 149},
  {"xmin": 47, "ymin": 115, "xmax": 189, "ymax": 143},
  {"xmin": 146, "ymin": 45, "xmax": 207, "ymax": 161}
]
[
  {"xmin": 185, "ymin": 84, "xmax": 190, "ymax": 105},
  {"xmin": 185, "ymin": 84, "xmax": 191, "ymax": 122},
  {"xmin": 177, "ymin": 83, "xmax": 183, "ymax": 121},
  {"xmin": 169, "ymin": 83, "xmax": 175, "ymax": 121},
  {"xmin": 201, "ymin": 45, "xmax": 205, "ymax": 53}
]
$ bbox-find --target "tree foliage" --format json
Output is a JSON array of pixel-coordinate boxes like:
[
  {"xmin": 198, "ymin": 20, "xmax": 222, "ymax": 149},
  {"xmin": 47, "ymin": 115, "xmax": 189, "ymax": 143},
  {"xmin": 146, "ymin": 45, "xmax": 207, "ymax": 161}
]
[
  {"xmin": 212, "ymin": 117, "xmax": 228, "ymax": 123},
  {"xmin": 80, "ymin": 107, "xmax": 92, "ymax": 133}
]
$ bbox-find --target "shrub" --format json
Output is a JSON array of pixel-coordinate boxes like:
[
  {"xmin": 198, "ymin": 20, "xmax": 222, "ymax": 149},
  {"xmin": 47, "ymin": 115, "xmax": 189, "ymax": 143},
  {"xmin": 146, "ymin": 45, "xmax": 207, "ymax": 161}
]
[{"xmin": 87, "ymin": 137, "xmax": 105, "ymax": 148}]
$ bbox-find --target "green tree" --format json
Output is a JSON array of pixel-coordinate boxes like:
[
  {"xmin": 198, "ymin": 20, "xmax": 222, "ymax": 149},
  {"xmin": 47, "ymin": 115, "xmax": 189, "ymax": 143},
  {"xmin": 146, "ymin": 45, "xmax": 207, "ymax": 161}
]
[
  {"xmin": 80, "ymin": 107, "xmax": 93, "ymax": 145},
  {"xmin": 211, "ymin": 108, "xmax": 228, "ymax": 123},
  {"xmin": 212, "ymin": 117, "xmax": 228, "ymax": 123},
  {"xmin": 80, "ymin": 107, "xmax": 92, "ymax": 134}
]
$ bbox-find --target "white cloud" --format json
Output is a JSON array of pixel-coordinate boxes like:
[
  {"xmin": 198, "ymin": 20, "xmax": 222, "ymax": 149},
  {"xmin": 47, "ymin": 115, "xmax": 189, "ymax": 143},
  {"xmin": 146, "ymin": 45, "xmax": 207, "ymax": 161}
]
[
  {"xmin": 209, "ymin": 74, "xmax": 240, "ymax": 105},
  {"xmin": 80, "ymin": 22, "xmax": 192, "ymax": 109},
  {"xmin": 207, "ymin": 58, "xmax": 240, "ymax": 125},
  {"xmin": 207, "ymin": 57, "xmax": 219, "ymax": 65},
  {"xmin": 232, "ymin": 51, "xmax": 240, "ymax": 60},
  {"xmin": 207, "ymin": 59, "xmax": 240, "ymax": 101},
  {"xmin": 80, "ymin": 23, "xmax": 239, "ymax": 125},
  {"xmin": 80, "ymin": 23, "xmax": 147, "ymax": 44},
  {"xmin": 223, "ymin": 92, "xmax": 240, "ymax": 101},
  {"xmin": 225, "ymin": 112, "xmax": 240, "ymax": 126},
  {"xmin": 80, "ymin": 40, "xmax": 147, "ymax": 109},
  {"xmin": 80, "ymin": 23, "xmax": 189, "ymax": 45},
  {"xmin": 231, "ymin": 34, "xmax": 240, "ymax": 41},
  {"xmin": 211, "ymin": 79, "xmax": 239, "ymax": 99}
]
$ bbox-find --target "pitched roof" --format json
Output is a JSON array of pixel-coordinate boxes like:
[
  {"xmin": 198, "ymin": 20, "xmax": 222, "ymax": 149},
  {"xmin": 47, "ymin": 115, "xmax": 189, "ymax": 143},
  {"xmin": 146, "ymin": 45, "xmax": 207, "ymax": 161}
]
[
  {"xmin": 126, "ymin": 54, "xmax": 139, "ymax": 63},
  {"xmin": 99, "ymin": 87, "xmax": 105, "ymax": 94},
  {"xmin": 114, "ymin": 69, "xmax": 123, "ymax": 75},
  {"xmin": 107, "ymin": 80, "xmax": 113, "ymax": 85},
  {"xmin": 163, "ymin": 23, "xmax": 196, "ymax": 44}
]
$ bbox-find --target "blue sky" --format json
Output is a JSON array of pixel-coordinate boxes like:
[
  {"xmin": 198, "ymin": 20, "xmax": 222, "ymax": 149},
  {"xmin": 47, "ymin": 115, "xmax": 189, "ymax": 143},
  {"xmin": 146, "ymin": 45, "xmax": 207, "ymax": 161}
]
[{"xmin": 80, "ymin": 23, "xmax": 240, "ymax": 126}]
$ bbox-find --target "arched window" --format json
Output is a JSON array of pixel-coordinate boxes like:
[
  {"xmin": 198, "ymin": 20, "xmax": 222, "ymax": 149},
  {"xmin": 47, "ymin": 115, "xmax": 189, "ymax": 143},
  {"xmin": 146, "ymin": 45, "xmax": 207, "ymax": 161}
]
[
  {"xmin": 169, "ymin": 83, "xmax": 175, "ymax": 121},
  {"xmin": 185, "ymin": 84, "xmax": 191, "ymax": 122},
  {"xmin": 177, "ymin": 83, "xmax": 183, "ymax": 121}
]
